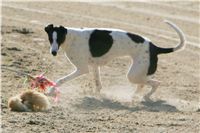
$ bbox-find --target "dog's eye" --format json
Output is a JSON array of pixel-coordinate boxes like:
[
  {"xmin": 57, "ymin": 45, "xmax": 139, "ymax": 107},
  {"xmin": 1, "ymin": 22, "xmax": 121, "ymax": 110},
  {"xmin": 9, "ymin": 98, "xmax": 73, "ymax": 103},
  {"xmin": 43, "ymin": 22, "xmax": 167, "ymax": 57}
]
[{"xmin": 57, "ymin": 35, "xmax": 65, "ymax": 44}]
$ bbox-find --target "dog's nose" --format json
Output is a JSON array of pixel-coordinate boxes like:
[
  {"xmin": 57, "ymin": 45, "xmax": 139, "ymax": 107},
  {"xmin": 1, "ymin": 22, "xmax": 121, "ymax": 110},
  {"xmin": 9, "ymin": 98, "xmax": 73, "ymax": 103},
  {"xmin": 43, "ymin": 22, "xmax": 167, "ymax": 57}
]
[{"xmin": 51, "ymin": 51, "xmax": 57, "ymax": 56}]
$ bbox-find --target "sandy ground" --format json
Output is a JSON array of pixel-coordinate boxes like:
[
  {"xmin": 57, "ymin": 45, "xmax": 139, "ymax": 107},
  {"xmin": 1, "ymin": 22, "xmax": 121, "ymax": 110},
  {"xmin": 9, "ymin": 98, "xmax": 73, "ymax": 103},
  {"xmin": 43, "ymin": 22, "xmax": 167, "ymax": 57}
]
[{"xmin": 1, "ymin": 1, "xmax": 200, "ymax": 133}]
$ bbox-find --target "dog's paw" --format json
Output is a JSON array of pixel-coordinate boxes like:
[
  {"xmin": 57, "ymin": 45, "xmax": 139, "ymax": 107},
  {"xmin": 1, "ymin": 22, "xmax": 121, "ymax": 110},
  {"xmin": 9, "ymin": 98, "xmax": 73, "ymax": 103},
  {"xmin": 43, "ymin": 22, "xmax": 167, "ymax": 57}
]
[{"xmin": 143, "ymin": 95, "xmax": 154, "ymax": 103}]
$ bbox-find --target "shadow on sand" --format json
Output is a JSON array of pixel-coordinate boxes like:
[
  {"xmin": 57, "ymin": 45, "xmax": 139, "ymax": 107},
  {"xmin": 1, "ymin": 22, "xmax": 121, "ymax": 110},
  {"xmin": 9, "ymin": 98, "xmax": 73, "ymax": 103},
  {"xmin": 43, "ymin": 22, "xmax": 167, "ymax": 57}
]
[{"xmin": 74, "ymin": 96, "xmax": 179, "ymax": 112}]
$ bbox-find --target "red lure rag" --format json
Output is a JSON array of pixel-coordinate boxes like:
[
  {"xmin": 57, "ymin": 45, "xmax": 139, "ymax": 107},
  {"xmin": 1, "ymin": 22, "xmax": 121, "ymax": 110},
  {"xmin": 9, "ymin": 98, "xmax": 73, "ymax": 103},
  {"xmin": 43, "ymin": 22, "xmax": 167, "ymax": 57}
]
[{"xmin": 30, "ymin": 73, "xmax": 60, "ymax": 102}]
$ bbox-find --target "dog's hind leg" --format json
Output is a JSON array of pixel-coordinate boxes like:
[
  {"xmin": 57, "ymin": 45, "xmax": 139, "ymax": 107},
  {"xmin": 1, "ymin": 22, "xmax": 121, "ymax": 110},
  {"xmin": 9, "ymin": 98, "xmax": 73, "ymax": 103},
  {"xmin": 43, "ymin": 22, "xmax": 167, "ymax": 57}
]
[
  {"xmin": 135, "ymin": 84, "xmax": 145, "ymax": 93},
  {"xmin": 127, "ymin": 56, "xmax": 149, "ymax": 100},
  {"xmin": 127, "ymin": 57, "xmax": 149, "ymax": 84},
  {"xmin": 92, "ymin": 66, "xmax": 102, "ymax": 94},
  {"xmin": 144, "ymin": 79, "xmax": 160, "ymax": 101}
]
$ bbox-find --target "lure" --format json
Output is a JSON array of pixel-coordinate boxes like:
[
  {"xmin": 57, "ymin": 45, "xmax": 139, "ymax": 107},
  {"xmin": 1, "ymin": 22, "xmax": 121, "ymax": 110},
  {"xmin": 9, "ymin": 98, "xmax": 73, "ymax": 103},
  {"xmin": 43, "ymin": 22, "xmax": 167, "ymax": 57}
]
[
  {"xmin": 2, "ymin": 67, "xmax": 60, "ymax": 102},
  {"xmin": 30, "ymin": 73, "xmax": 60, "ymax": 102}
]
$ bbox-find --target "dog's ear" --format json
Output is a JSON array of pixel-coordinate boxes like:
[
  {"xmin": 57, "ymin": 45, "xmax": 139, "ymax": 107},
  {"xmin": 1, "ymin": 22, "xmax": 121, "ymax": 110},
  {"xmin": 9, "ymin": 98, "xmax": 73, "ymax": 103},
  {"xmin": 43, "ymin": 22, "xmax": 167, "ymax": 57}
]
[
  {"xmin": 59, "ymin": 25, "xmax": 67, "ymax": 34},
  {"xmin": 44, "ymin": 24, "xmax": 53, "ymax": 33}
]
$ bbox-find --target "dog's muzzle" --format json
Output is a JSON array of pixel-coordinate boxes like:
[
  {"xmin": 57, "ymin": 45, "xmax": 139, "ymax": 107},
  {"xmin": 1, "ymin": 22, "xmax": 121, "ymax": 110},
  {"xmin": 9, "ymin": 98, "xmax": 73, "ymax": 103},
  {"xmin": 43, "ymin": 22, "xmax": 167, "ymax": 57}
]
[
  {"xmin": 51, "ymin": 51, "xmax": 57, "ymax": 56},
  {"xmin": 50, "ymin": 42, "xmax": 58, "ymax": 56}
]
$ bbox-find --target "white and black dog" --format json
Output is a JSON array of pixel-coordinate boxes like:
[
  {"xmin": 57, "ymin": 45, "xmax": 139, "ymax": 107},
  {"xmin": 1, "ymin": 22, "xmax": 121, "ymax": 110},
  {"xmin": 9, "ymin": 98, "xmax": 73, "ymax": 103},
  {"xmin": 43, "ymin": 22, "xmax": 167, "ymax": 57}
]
[{"xmin": 44, "ymin": 20, "xmax": 185, "ymax": 101}]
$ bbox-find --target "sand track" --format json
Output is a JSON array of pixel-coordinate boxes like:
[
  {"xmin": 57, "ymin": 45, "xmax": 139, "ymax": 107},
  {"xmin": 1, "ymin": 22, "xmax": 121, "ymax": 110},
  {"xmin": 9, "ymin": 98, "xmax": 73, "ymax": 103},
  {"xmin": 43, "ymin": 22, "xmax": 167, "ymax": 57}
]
[{"xmin": 1, "ymin": 1, "xmax": 200, "ymax": 133}]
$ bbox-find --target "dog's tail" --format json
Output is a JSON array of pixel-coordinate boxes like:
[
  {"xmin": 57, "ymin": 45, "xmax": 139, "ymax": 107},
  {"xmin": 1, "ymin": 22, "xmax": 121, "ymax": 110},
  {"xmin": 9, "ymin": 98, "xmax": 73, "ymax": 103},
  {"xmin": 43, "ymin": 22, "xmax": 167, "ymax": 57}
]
[{"xmin": 156, "ymin": 20, "xmax": 186, "ymax": 54}]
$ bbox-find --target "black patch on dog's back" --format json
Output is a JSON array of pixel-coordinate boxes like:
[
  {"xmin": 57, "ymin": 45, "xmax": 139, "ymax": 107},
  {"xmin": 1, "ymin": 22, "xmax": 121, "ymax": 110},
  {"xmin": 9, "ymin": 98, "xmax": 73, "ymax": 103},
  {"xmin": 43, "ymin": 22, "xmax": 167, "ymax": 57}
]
[
  {"xmin": 127, "ymin": 33, "xmax": 145, "ymax": 43},
  {"xmin": 147, "ymin": 42, "xmax": 158, "ymax": 75},
  {"xmin": 89, "ymin": 30, "xmax": 113, "ymax": 57}
]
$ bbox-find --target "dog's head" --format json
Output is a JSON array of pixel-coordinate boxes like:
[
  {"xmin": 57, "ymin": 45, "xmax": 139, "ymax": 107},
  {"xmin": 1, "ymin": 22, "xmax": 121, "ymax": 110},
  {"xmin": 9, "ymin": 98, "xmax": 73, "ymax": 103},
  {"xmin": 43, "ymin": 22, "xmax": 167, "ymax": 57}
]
[{"xmin": 44, "ymin": 24, "xmax": 67, "ymax": 56}]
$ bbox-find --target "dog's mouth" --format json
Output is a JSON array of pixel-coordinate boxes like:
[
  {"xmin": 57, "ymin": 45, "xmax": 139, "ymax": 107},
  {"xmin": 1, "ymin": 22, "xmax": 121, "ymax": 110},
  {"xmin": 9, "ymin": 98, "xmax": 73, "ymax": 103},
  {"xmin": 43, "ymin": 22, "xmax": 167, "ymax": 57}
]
[{"xmin": 51, "ymin": 51, "xmax": 57, "ymax": 56}]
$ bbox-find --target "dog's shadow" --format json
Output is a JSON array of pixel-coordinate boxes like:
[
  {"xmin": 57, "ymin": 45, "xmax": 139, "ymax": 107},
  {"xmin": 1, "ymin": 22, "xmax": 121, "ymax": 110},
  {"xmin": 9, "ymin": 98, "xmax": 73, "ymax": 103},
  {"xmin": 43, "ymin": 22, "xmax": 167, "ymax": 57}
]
[{"xmin": 74, "ymin": 96, "xmax": 179, "ymax": 112}]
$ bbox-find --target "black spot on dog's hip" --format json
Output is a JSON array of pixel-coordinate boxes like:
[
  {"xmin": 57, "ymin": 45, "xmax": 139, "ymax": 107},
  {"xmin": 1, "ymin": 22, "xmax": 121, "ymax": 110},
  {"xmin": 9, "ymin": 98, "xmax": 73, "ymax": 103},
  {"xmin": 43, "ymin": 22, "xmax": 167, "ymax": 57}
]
[{"xmin": 89, "ymin": 30, "xmax": 113, "ymax": 57}]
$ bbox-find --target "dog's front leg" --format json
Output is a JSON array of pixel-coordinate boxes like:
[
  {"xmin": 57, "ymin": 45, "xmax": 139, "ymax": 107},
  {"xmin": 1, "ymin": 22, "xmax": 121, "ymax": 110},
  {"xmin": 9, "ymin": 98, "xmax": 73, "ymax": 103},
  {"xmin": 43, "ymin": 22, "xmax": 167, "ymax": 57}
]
[
  {"xmin": 56, "ymin": 68, "xmax": 89, "ymax": 86},
  {"xmin": 46, "ymin": 67, "xmax": 88, "ymax": 96},
  {"xmin": 92, "ymin": 66, "xmax": 102, "ymax": 94}
]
